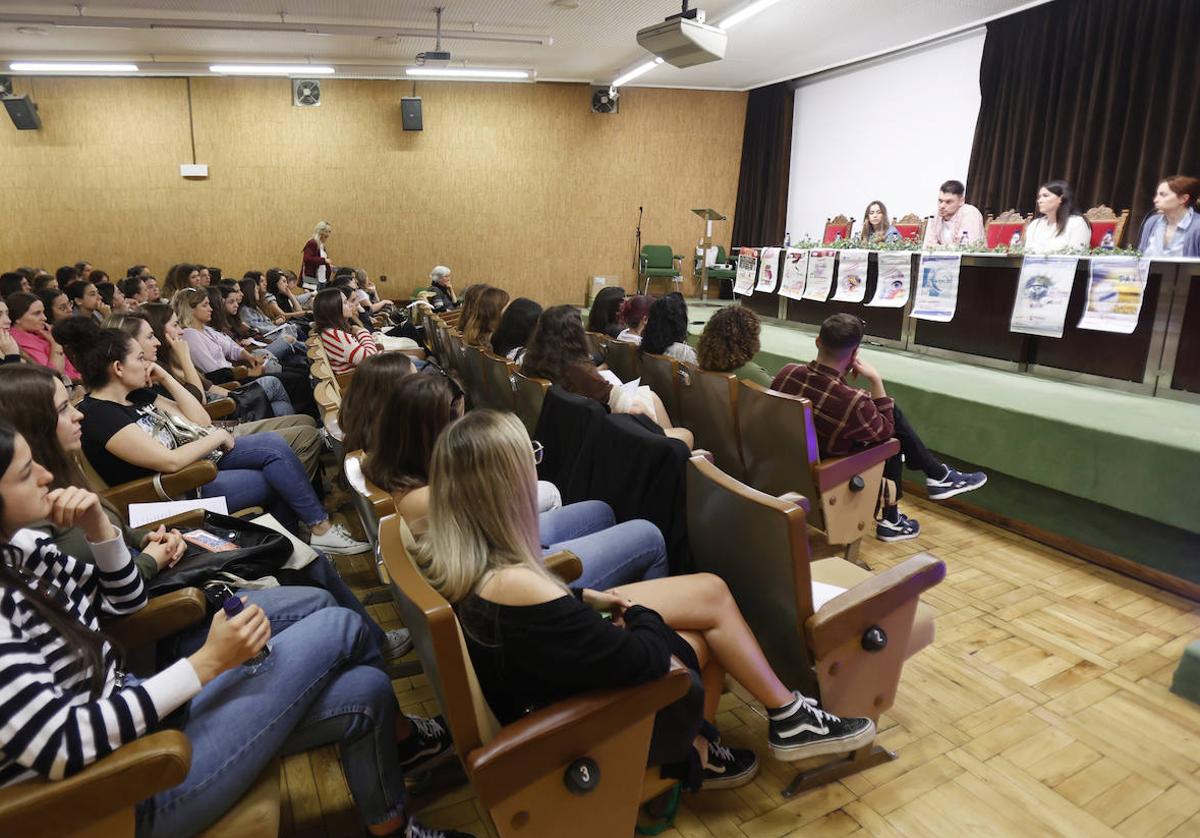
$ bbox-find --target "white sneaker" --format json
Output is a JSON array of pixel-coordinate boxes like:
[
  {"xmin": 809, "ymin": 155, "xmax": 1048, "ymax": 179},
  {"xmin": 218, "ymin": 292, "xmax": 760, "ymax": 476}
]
[{"xmin": 310, "ymin": 523, "xmax": 370, "ymax": 555}]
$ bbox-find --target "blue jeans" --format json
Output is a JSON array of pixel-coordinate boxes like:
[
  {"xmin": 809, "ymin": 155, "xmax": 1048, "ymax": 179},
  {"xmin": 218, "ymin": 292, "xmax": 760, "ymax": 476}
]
[
  {"xmin": 253, "ymin": 375, "xmax": 295, "ymax": 417},
  {"xmin": 539, "ymin": 501, "xmax": 668, "ymax": 589},
  {"xmin": 201, "ymin": 431, "xmax": 325, "ymax": 528},
  {"xmin": 136, "ymin": 608, "xmax": 406, "ymax": 837}
]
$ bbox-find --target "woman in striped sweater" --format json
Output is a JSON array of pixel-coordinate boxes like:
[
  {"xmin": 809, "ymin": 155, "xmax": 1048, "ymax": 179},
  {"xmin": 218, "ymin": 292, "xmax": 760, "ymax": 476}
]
[
  {"xmin": 0, "ymin": 421, "xmax": 470, "ymax": 838},
  {"xmin": 314, "ymin": 287, "xmax": 379, "ymax": 375}
]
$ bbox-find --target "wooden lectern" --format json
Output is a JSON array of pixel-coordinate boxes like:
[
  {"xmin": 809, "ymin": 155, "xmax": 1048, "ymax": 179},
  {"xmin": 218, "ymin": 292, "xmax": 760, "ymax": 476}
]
[{"xmin": 692, "ymin": 208, "xmax": 727, "ymax": 302}]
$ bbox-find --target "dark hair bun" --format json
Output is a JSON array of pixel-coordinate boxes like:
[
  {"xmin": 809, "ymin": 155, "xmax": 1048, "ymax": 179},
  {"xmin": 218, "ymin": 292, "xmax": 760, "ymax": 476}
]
[{"xmin": 51, "ymin": 314, "xmax": 101, "ymax": 350}]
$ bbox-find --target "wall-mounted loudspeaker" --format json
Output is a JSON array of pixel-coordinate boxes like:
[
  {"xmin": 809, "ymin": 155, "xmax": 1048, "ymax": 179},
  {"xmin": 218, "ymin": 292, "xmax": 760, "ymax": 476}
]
[
  {"xmin": 292, "ymin": 78, "xmax": 322, "ymax": 107},
  {"xmin": 401, "ymin": 97, "xmax": 423, "ymax": 131},
  {"xmin": 3, "ymin": 96, "xmax": 41, "ymax": 130},
  {"xmin": 591, "ymin": 86, "xmax": 619, "ymax": 114}
]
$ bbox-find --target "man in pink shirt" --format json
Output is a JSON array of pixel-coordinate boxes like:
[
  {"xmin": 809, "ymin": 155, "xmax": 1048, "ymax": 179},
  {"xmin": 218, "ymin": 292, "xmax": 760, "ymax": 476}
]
[{"xmin": 922, "ymin": 179, "xmax": 985, "ymax": 247}]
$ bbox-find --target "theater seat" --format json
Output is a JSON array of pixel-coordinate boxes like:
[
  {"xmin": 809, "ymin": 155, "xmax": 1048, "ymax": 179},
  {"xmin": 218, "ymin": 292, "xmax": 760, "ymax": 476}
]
[
  {"xmin": 603, "ymin": 340, "xmax": 641, "ymax": 383},
  {"xmin": 676, "ymin": 364, "xmax": 744, "ymax": 480},
  {"xmin": 460, "ymin": 345, "xmax": 488, "ymax": 409},
  {"xmin": 76, "ymin": 451, "xmax": 219, "ymax": 524},
  {"xmin": 638, "ymin": 352, "xmax": 682, "ymax": 425},
  {"xmin": 513, "ymin": 371, "xmax": 551, "ymax": 438},
  {"xmin": 481, "ymin": 351, "xmax": 518, "ymax": 413}
]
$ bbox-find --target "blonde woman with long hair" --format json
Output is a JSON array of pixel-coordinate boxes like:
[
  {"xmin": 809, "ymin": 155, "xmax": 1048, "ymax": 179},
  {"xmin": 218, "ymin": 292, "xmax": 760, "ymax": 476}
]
[{"xmin": 419, "ymin": 410, "xmax": 875, "ymax": 790}]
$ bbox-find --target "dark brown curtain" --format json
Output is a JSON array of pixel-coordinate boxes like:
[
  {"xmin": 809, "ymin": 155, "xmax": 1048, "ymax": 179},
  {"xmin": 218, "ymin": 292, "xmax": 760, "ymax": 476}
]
[
  {"xmin": 731, "ymin": 81, "xmax": 793, "ymax": 249},
  {"xmin": 967, "ymin": 0, "xmax": 1200, "ymax": 240}
]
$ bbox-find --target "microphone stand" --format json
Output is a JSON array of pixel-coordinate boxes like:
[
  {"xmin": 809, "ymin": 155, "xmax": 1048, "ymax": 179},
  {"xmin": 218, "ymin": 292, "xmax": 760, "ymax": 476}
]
[{"xmin": 633, "ymin": 206, "xmax": 644, "ymax": 288}]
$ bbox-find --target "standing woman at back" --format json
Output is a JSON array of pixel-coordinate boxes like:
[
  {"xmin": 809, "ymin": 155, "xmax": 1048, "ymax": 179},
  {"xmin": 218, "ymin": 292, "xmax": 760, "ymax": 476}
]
[{"xmin": 302, "ymin": 221, "xmax": 335, "ymax": 288}]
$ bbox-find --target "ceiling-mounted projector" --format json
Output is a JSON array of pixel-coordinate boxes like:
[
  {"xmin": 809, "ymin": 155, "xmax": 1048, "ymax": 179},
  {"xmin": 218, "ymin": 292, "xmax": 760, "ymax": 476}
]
[{"xmin": 636, "ymin": 3, "xmax": 727, "ymax": 68}]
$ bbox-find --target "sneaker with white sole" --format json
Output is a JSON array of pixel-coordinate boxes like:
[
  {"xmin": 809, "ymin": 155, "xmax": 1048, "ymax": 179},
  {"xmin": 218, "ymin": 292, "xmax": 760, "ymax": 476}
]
[
  {"xmin": 768, "ymin": 692, "xmax": 875, "ymax": 762},
  {"xmin": 309, "ymin": 523, "xmax": 370, "ymax": 555},
  {"xmin": 397, "ymin": 714, "xmax": 455, "ymax": 772},
  {"xmin": 404, "ymin": 819, "xmax": 474, "ymax": 838},
  {"xmin": 380, "ymin": 628, "xmax": 413, "ymax": 659},
  {"xmin": 876, "ymin": 513, "xmax": 920, "ymax": 542},
  {"xmin": 702, "ymin": 740, "xmax": 759, "ymax": 789},
  {"xmin": 926, "ymin": 466, "xmax": 987, "ymax": 501}
]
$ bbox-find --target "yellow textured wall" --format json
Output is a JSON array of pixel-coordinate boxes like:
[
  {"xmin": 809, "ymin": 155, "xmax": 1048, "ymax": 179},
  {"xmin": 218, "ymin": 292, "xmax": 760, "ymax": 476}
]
[{"xmin": 0, "ymin": 76, "xmax": 746, "ymax": 305}]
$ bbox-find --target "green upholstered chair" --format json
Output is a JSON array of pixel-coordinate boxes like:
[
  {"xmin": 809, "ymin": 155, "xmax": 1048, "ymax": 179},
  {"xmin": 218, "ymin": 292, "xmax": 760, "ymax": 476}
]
[
  {"xmin": 639, "ymin": 244, "xmax": 683, "ymax": 295},
  {"xmin": 694, "ymin": 245, "xmax": 737, "ymax": 291}
]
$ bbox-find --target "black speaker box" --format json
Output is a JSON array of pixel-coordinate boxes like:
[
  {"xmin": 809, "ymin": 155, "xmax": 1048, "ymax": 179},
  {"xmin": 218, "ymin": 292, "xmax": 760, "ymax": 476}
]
[
  {"xmin": 401, "ymin": 97, "xmax": 423, "ymax": 131},
  {"xmin": 4, "ymin": 95, "xmax": 41, "ymax": 130}
]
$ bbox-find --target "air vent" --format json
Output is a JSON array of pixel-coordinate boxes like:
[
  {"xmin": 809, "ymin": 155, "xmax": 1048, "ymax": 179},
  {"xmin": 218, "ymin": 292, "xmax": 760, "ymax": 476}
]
[
  {"xmin": 591, "ymin": 86, "xmax": 618, "ymax": 114},
  {"xmin": 292, "ymin": 78, "xmax": 321, "ymax": 107}
]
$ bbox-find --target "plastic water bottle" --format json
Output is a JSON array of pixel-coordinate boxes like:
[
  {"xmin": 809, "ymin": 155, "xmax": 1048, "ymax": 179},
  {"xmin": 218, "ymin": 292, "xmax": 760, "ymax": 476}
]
[
  {"xmin": 784, "ymin": 232, "xmax": 792, "ymax": 248},
  {"xmin": 223, "ymin": 595, "xmax": 272, "ymax": 673}
]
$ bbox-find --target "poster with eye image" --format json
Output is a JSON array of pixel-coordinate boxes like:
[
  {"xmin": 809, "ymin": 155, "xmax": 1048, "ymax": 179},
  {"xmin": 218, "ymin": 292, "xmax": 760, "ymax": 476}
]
[
  {"xmin": 734, "ymin": 248, "xmax": 759, "ymax": 296},
  {"xmin": 756, "ymin": 247, "xmax": 781, "ymax": 293},
  {"xmin": 910, "ymin": 253, "xmax": 963, "ymax": 321},
  {"xmin": 1009, "ymin": 255, "xmax": 1078, "ymax": 338},
  {"xmin": 778, "ymin": 248, "xmax": 810, "ymax": 300},
  {"xmin": 802, "ymin": 250, "xmax": 837, "ymax": 301},
  {"xmin": 1077, "ymin": 256, "xmax": 1149, "ymax": 334},
  {"xmin": 866, "ymin": 251, "xmax": 913, "ymax": 308},
  {"xmin": 831, "ymin": 249, "xmax": 870, "ymax": 302}
]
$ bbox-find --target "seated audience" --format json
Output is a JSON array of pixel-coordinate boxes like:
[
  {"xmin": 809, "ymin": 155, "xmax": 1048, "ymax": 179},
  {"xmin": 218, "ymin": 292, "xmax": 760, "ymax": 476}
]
[
  {"xmin": 461, "ymin": 287, "xmax": 509, "ymax": 348},
  {"xmin": 455, "ymin": 283, "xmax": 489, "ymax": 330},
  {"xmin": 54, "ymin": 317, "xmax": 366, "ymax": 554},
  {"xmin": 0, "ymin": 298, "xmax": 19, "ymax": 364},
  {"xmin": 1025, "ymin": 180, "xmax": 1091, "ymax": 253},
  {"xmin": 922, "ymin": 179, "xmax": 985, "ymax": 247},
  {"xmin": 0, "ymin": 420, "xmax": 466, "ymax": 838},
  {"xmin": 696, "ymin": 306, "xmax": 772, "ymax": 386},
  {"xmin": 96, "ymin": 279, "xmax": 130, "ymax": 314},
  {"xmin": 1138, "ymin": 174, "xmax": 1200, "ymax": 258},
  {"xmin": 266, "ymin": 267, "xmax": 312, "ymax": 319},
  {"xmin": 144, "ymin": 275, "xmax": 162, "ymax": 302},
  {"xmin": 162, "ymin": 262, "xmax": 200, "ymax": 298},
  {"xmin": 315, "ymin": 287, "xmax": 379, "ymax": 374},
  {"xmin": 7, "ymin": 292, "xmax": 79, "ymax": 380},
  {"xmin": 67, "ymin": 279, "xmax": 106, "ymax": 321},
  {"xmin": 860, "ymin": 200, "xmax": 901, "ymax": 243},
  {"xmin": 420, "ymin": 410, "xmax": 876, "ymax": 790},
  {"xmin": 0, "ymin": 271, "xmax": 29, "ymax": 298},
  {"xmin": 75, "ymin": 260, "xmax": 94, "ymax": 281},
  {"xmin": 239, "ymin": 275, "xmax": 300, "ymax": 338},
  {"xmin": 351, "ymin": 268, "xmax": 393, "ymax": 316},
  {"xmin": 55, "ymin": 265, "xmax": 80, "ymax": 289},
  {"xmin": 141, "ymin": 301, "xmax": 231, "ymax": 401},
  {"xmin": 367, "ymin": 374, "xmax": 667, "ymax": 589},
  {"xmin": 120, "ymin": 274, "xmax": 148, "ymax": 308},
  {"xmin": 771, "ymin": 314, "xmax": 986, "ymax": 542},
  {"xmin": 196, "ymin": 265, "xmax": 213, "ymax": 287},
  {"xmin": 616, "ymin": 294, "xmax": 652, "ymax": 344},
  {"xmin": 426, "ymin": 265, "xmax": 458, "ymax": 311},
  {"xmin": 37, "ymin": 287, "xmax": 74, "ymax": 324},
  {"xmin": 489, "ymin": 298, "xmax": 543, "ymax": 362},
  {"xmin": 587, "ymin": 286, "xmax": 627, "ymax": 338},
  {"xmin": 339, "ymin": 352, "xmax": 416, "ymax": 453},
  {"xmin": 31, "ymin": 270, "xmax": 57, "ymax": 292},
  {"xmin": 127, "ymin": 263, "xmax": 152, "ymax": 280},
  {"xmin": 641, "ymin": 293, "xmax": 698, "ymax": 365},
  {"xmin": 211, "ymin": 284, "xmax": 302, "ymax": 366}
]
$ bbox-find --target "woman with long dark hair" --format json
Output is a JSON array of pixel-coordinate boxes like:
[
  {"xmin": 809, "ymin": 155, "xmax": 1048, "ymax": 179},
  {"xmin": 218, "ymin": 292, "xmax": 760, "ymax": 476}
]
[
  {"xmin": 586, "ymin": 286, "xmax": 626, "ymax": 338},
  {"xmin": 860, "ymin": 200, "xmax": 900, "ymax": 243},
  {"xmin": 489, "ymin": 298, "xmax": 543, "ymax": 361},
  {"xmin": 640, "ymin": 293, "xmax": 697, "ymax": 365},
  {"xmin": 1025, "ymin": 179, "xmax": 1090, "ymax": 253},
  {"xmin": 461, "ymin": 287, "xmax": 510, "ymax": 349},
  {"xmin": 315, "ymin": 287, "xmax": 379, "ymax": 375}
]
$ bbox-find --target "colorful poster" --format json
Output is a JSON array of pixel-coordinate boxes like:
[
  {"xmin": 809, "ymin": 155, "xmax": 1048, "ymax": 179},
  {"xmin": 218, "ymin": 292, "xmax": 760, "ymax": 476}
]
[
  {"xmin": 831, "ymin": 249, "xmax": 869, "ymax": 303},
  {"xmin": 734, "ymin": 248, "xmax": 758, "ymax": 296},
  {"xmin": 778, "ymin": 248, "xmax": 809, "ymax": 300},
  {"xmin": 802, "ymin": 250, "xmax": 837, "ymax": 301},
  {"xmin": 1077, "ymin": 256, "xmax": 1149, "ymax": 334},
  {"xmin": 1009, "ymin": 255, "xmax": 1078, "ymax": 338},
  {"xmin": 910, "ymin": 253, "xmax": 963, "ymax": 322},
  {"xmin": 866, "ymin": 252, "xmax": 913, "ymax": 308},
  {"xmin": 756, "ymin": 247, "xmax": 781, "ymax": 293}
]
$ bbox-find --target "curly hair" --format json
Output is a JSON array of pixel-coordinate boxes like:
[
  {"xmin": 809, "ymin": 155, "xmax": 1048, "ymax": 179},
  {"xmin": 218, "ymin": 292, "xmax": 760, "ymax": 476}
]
[
  {"xmin": 520, "ymin": 305, "xmax": 590, "ymax": 383},
  {"xmin": 640, "ymin": 293, "xmax": 689, "ymax": 356},
  {"xmin": 696, "ymin": 306, "xmax": 761, "ymax": 372}
]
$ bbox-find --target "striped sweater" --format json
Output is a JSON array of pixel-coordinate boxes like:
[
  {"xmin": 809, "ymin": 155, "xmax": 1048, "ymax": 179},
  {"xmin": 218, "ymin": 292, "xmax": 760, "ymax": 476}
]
[
  {"xmin": 319, "ymin": 327, "xmax": 379, "ymax": 375},
  {"xmin": 0, "ymin": 529, "xmax": 201, "ymax": 786}
]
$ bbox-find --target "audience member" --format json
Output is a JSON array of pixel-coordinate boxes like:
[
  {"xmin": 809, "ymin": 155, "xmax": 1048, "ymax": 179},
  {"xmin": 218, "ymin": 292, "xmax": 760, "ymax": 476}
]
[
  {"xmin": 315, "ymin": 287, "xmax": 379, "ymax": 374},
  {"xmin": 616, "ymin": 294, "xmax": 652, "ymax": 344},
  {"xmin": 587, "ymin": 286, "xmax": 627, "ymax": 338},
  {"xmin": 922, "ymin": 179, "xmax": 984, "ymax": 247},
  {"xmin": 143, "ymin": 275, "xmax": 162, "ymax": 302},
  {"xmin": 121, "ymin": 275, "xmax": 148, "ymax": 307},
  {"xmin": 0, "ymin": 299, "xmax": 19, "ymax": 364},
  {"xmin": 36, "ymin": 287, "xmax": 73, "ymax": 324},
  {"xmin": 696, "ymin": 306, "xmax": 772, "ymax": 386},
  {"xmin": 266, "ymin": 267, "xmax": 311, "ymax": 318},
  {"xmin": 55, "ymin": 265, "xmax": 80, "ymax": 289},
  {"xmin": 67, "ymin": 280, "xmax": 105, "ymax": 321},
  {"xmin": 489, "ymin": 298, "xmax": 543, "ymax": 362},
  {"xmin": 238, "ymin": 276, "xmax": 300, "ymax": 338},
  {"xmin": 860, "ymin": 200, "xmax": 900, "ymax": 243},
  {"xmin": 30, "ymin": 270, "xmax": 57, "ymax": 292},
  {"xmin": 162, "ymin": 263, "xmax": 200, "ymax": 298},
  {"xmin": 461, "ymin": 287, "xmax": 510, "ymax": 348},
  {"xmin": 641, "ymin": 293, "xmax": 698, "ymax": 365},
  {"xmin": 0, "ymin": 272, "xmax": 29, "ymax": 298},
  {"xmin": 74, "ymin": 260, "xmax": 93, "ymax": 282},
  {"xmin": 127, "ymin": 264, "xmax": 151, "ymax": 280},
  {"xmin": 339, "ymin": 352, "xmax": 416, "ymax": 453},
  {"xmin": 7, "ymin": 293, "xmax": 79, "ymax": 381},
  {"xmin": 426, "ymin": 265, "xmax": 458, "ymax": 310},
  {"xmin": 770, "ymin": 314, "xmax": 986, "ymax": 542},
  {"xmin": 1025, "ymin": 180, "xmax": 1091, "ymax": 253},
  {"xmin": 456, "ymin": 283, "xmax": 489, "ymax": 329},
  {"xmin": 211, "ymin": 284, "xmax": 301, "ymax": 367},
  {"xmin": 96, "ymin": 280, "xmax": 130, "ymax": 314},
  {"xmin": 1138, "ymin": 174, "xmax": 1200, "ymax": 258},
  {"xmin": 195, "ymin": 265, "xmax": 212, "ymax": 287},
  {"xmin": 302, "ymin": 221, "xmax": 336, "ymax": 287}
]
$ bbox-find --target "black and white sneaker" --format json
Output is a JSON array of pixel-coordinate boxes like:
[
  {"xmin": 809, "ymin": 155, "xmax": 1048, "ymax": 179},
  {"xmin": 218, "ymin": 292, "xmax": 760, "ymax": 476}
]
[
  {"xmin": 876, "ymin": 513, "xmax": 920, "ymax": 543},
  {"xmin": 397, "ymin": 715, "xmax": 455, "ymax": 772},
  {"xmin": 768, "ymin": 692, "xmax": 875, "ymax": 762},
  {"xmin": 701, "ymin": 740, "xmax": 759, "ymax": 789},
  {"xmin": 380, "ymin": 628, "xmax": 414, "ymax": 659},
  {"xmin": 926, "ymin": 466, "xmax": 987, "ymax": 501},
  {"xmin": 404, "ymin": 818, "xmax": 475, "ymax": 838}
]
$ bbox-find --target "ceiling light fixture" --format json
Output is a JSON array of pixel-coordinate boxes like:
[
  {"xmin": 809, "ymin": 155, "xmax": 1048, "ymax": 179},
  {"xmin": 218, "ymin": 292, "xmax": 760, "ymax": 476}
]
[
  {"xmin": 717, "ymin": 0, "xmax": 787, "ymax": 30},
  {"xmin": 612, "ymin": 57, "xmax": 664, "ymax": 88},
  {"xmin": 405, "ymin": 67, "xmax": 531, "ymax": 80},
  {"xmin": 10, "ymin": 61, "xmax": 139, "ymax": 73},
  {"xmin": 209, "ymin": 64, "xmax": 335, "ymax": 76}
]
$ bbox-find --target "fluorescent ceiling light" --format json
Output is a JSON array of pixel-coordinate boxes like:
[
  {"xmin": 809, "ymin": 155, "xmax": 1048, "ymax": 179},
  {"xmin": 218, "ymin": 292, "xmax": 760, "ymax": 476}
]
[
  {"xmin": 405, "ymin": 67, "xmax": 530, "ymax": 80},
  {"xmin": 718, "ymin": 0, "xmax": 787, "ymax": 30},
  {"xmin": 10, "ymin": 61, "xmax": 139, "ymax": 73},
  {"xmin": 209, "ymin": 64, "xmax": 335, "ymax": 75},
  {"xmin": 612, "ymin": 57, "xmax": 664, "ymax": 88}
]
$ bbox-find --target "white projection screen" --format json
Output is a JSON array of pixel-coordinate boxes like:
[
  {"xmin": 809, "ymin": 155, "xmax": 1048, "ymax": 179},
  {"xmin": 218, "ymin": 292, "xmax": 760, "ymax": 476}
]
[{"xmin": 784, "ymin": 28, "xmax": 987, "ymax": 243}]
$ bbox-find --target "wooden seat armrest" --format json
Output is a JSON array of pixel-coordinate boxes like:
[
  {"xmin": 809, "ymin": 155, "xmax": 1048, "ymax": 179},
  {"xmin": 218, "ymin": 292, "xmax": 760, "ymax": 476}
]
[
  {"xmin": 139, "ymin": 508, "xmax": 207, "ymax": 532},
  {"xmin": 230, "ymin": 365, "xmax": 250, "ymax": 380},
  {"xmin": 220, "ymin": 379, "xmax": 254, "ymax": 393},
  {"xmin": 334, "ymin": 371, "xmax": 354, "ymax": 391},
  {"xmin": 543, "ymin": 550, "xmax": 582, "ymax": 584},
  {"xmin": 103, "ymin": 461, "xmax": 219, "ymax": 519},
  {"xmin": 204, "ymin": 398, "xmax": 236, "ymax": 420},
  {"xmin": 0, "ymin": 730, "xmax": 191, "ymax": 834},
  {"xmin": 777, "ymin": 491, "xmax": 812, "ymax": 514},
  {"xmin": 102, "ymin": 588, "xmax": 208, "ymax": 647},
  {"xmin": 466, "ymin": 665, "xmax": 692, "ymax": 805},
  {"xmin": 366, "ymin": 484, "xmax": 395, "ymax": 519},
  {"xmin": 814, "ymin": 439, "xmax": 900, "ymax": 494},
  {"xmin": 805, "ymin": 553, "xmax": 945, "ymax": 658}
]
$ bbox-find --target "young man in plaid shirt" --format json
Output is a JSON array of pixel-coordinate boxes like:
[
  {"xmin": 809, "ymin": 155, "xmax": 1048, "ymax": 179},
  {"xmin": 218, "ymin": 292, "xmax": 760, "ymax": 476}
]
[{"xmin": 770, "ymin": 313, "xmax": 986, "ymax": 541}]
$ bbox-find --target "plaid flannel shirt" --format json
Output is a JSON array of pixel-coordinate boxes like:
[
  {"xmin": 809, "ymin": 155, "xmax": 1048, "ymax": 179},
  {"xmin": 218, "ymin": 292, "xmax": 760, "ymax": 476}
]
[{"xmin": 769, "ymin": 361, "xmax": 895, "ymax": 457}]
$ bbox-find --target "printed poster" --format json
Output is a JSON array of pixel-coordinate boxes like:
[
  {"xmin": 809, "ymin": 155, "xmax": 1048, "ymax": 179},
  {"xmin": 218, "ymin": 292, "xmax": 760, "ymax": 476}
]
[
  {"xmin": 910, "ymin": 253, "xmax": 963, "ymax": 322},
  {"xmin": 756, "ymin": 247, "xmax": 781, "ymax": 293},
  {"xmin": 866, "ymin": 251, "xmax": 913, "ymax": 308},
  {"xmin": 778, "ymin": 248, "xmax": 809, "ymax": 300},
  {"xmin": 802, "ymin": 250, "xmax": 837, "ymax": 301},
  {"xmin": 1009, "ymin": 255, "xmax": 1078, "ymax": 338},
  {"xmin": 831, "ymin": 249, "xmax": 869, "ymax": 303},
  {"xmin": 734, "ymin": 248, "xmax": 759, "ymax": 296},
  {"xmin": 1077, "ymin": 256, "xmax": 1149, "ymax": 334}
]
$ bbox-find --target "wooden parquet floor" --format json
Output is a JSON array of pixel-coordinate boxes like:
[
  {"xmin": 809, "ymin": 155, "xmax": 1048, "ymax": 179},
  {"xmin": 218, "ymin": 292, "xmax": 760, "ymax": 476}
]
[{"xmin": 281, "ymin": 497, "xmax": 1200, "ymax": 838}]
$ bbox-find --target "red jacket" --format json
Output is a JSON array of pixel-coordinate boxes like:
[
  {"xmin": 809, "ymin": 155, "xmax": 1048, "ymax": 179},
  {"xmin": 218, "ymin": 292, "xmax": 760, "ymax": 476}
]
[{"xmin": 301, "ymin": 238, "xmax": 332, "ymax": 280}]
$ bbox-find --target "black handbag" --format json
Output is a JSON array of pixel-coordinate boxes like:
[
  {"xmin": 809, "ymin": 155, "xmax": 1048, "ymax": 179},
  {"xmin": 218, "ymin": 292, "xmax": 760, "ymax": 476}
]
[{"xmin": 229, "ymin": 382, "xmax": 275, "ymax": 422}]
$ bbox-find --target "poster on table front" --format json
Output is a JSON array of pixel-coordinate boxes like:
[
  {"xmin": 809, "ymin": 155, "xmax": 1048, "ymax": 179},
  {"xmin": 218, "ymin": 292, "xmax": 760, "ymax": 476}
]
[
  {"xmin": 866, "ymin": 251, "xmax": 913, "ymax": 308},
  {"xmin": 910, "ymin": 253, "xmax": 963, "ymax": 322},
  {"xmin": 802, "ymin": 250, "xmax": 837, "ymax": 301},
  {"xmin": 1009, "ymin": 255, "xmax": 1078, "ymax": 338},
  {"xmin": 831, "ymin": 249, "xmax": 870, "ymax": 303},
  {"xmin": 756, "ymin": 247, "xmax": 781, "ymax": 293},
  {"xmin": 1077, "ymin": 256, "xmax": 1149, "ymax": 334},
  {"xmin": 734, "ymin": 248, "xmax": 759, "ymax": 296},
  {"xmin": 778, "ymin": 248, "xmax": 810, "ymax": 300}
]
